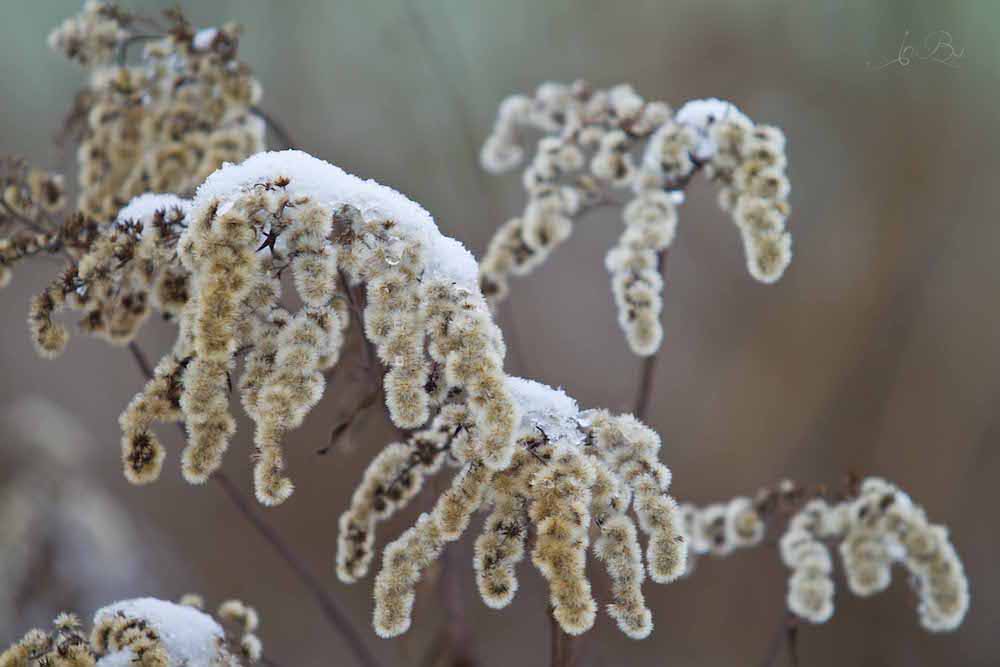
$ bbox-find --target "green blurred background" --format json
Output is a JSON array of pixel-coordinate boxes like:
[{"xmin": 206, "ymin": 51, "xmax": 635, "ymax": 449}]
[{"xmin": 2, "ymin": 1, "xmax": 998, "ymax": 665}]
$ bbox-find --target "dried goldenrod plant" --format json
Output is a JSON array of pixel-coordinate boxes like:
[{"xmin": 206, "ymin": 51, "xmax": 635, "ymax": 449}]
[
  {"xmin": 1, "ymin": 596, "xmax": 263, "ymax": 667},
  {"xmin": 111, "ymin": 149, "xmax": 518, "ymax": 507},
  {"xmin": 0, "ymin": 4, "xmax": 974, "ymax": 665},
  {"xmin": 1, "ymin": 0, "xmax": 265, "ymax": 358},
  {"xmin": 678, "ymin": 477, "xmax": 969, "ymax": 632},
  {"xmin": 339, "ymin": 377, "xmax": 686, "ymax": 639},
  {"xmin": 51, "ymin": 1, "xmax": 264, "ymax": 220},
  {"xmin": 479, "ymin": 81, "xmax": 792, "ymax": 355}
]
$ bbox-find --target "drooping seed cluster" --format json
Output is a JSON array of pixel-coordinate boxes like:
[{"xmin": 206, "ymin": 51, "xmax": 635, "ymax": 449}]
[
  {"xmin": 342, "ymin": 378, "xmax": 686, "ymax": 640},
  {"xmin": 181, "ymin": 596, "xmax": 263, "ymax": 663},
  {"xmin": 705, "ymin": 108, "xmax": 793, "ymax": 283},
  {"xmin": 28, "ymin": 195, "xmax": 190, "ymax": 358},
  {"xmin": 48, "ymin": 1, "xmax": 128, "ymax": 67},
  {"xmin": 780, "ymin": 498, "xmax": 840, "ymax": 623},
  {"xmin": 1, "ymin": 613, "xmax": 96, "ymax": 667},
  {"xmin": 0, "ymin": 157, "xmax": 74, "ymax": 293},
  {"xmin": 677, "ymin": 477, "xmax": 970, "ymax": 632},
  {"xmin": 605, "ymin": 191, "xmax": 678, "ymax": 353},
  {"xmin": 1, "ymin": 596, "xmax": 262, "ymax": 667},
  {"xmin": 479, "ymin": 81, "xmax": 793, "ymax": 355},
  {"xmin": 680, "ymin": 495, "xmax": 767, "ymax": 564},
  {"xmin": 119, "ymin": 150, "xmax": 517, "ymax": 507},
  {"xmin": 51, "ymin": 4, "xmax": 265, "ymax": 221},
  {"xmin": 838, "ymin": 478, "xmax": 969, "ymax": 631},
  {"xmin": 5, "ymin": 5, "xmax": 268, "ymax": 356},
  {"xmin": 336, "ymin": 406, "xmax": 461, "ymax": 583}
]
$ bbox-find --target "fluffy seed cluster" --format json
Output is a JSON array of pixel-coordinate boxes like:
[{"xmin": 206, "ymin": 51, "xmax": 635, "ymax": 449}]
[
  {"xmin": 339, "ymin": 378, "xmax": 686, "ymax": 640},
  {"xmin": 780, "ymin": 499, "xmax": 839, "ymax": 623},
  {"xmin": 837, "ymin": 478, "xmax": 969, "ymax": 631},
  {"xmin": 1, "ymin": 595, "xmax": 261, "ymax": 667},
  {"xmin": 680, "ymin": 495, "xmax": 767, "ymax": 564},
  {"xmin": 1, "ymin": 613, "xmax": 96, "ymax": 667},
  {"xmin": 678, "ymin": 477, "xmax": 970, "ymax": 632},
  {"xmin": 185, "ymin": 597, "xmax": 263, "ymax": 663},
  {"xmin": 28, "ymin": 195, "xmax": 190, "ymax": 359},
  {"xmin": 119, "ymin": 150, "xmax": 517, "ymax": 506},
  {"xmin": 4, "ymin": 3, "xmax": 268, "ymax": 356},
  {"xmin": 479, "ymin": 81, "xmax": 793, "ymax": 355},
  {"xmin": 0, "ymin": 158, "xmax": 72, "ymax": 295},
  {"xmin": 52, "ymin": 4, "xmax": 265, "ymax": 221},
  {"xmin": 48, "ymin": 1, "xmax": 128, "ymax": 67}
]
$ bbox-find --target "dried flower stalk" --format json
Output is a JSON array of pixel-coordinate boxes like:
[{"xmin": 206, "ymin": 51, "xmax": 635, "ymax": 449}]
[
  {"xmin": 479, "ymin": 81, "xmax": 793, "ymax": 355},
  {"xmin": 340, "ymin": 378, "xmax": 686, "ymax": 639},
  {"xmin": 678, "ymin": 477, "xmax": 969, "ymax": 632}
]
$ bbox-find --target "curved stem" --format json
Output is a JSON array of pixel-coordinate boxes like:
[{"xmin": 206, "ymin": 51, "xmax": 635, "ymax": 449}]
[
  {"xmin": 633, "ymin": 250, "xmax": 669, "ymax": 421},
  {"xmin": 127, "ymin": 341, "xmax": 382, "ymax": 667}
]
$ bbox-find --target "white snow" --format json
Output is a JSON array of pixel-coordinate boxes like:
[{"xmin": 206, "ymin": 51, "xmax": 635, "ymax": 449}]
[
  {"xmin": 192, "ymin": 28, "xmax": 219, "ymax": 51},
  {"xmin": 117, "ymin": 193, "xmax": 192, "ymax": 224},
  {"xmin": 193, "ymin": 150, "xmax": 481, "ymax": 289},
  {"xmin": 505, "ymin": 376, "xmax": 584, "ymax": 445},
  {"xmin": 93, "ymin": 598, "xmax": 227, "ymax": 667},
  {"xmin": 674, "ymin": 98, "xmax": 750, "ymax": 160}
]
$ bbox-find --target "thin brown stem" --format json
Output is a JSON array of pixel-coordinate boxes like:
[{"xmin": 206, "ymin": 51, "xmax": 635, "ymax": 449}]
[
  {"xmin": 252, "ymin": 106, "xmax": 297, "ymax": 150},
  {"xmin": 127, "ymin": 340, "xmax": 155, "ymax": 379},
  {"xmin": 758, "ymin": 611, "xmax": 799, "ymax": 667},
  {"xmin": 317, "ymin": 386, "xmax": 380, "ymax": 455},
  {"xmin": 549, "ymin": 611, "xmax": 575, "ymax": 667},
  {"xmin": 633, "ymin": 250, "xmax": 669, "ymax": 421},
  {"xmin": 440, "ymin": 546, "xmax": 475, "ymax": 666},
  {"xmin": 0, "ymin": 199, "xmax": 53, "ymax": 237},
  {"xmin": 126, "ymin": 341, "xmax": 382, "ymax": 667}
]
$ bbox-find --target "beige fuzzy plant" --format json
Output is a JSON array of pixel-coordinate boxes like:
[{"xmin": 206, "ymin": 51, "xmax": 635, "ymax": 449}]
[{"xmin": 0, "ymin": 4, "xmax": 970, "ymax": 667}]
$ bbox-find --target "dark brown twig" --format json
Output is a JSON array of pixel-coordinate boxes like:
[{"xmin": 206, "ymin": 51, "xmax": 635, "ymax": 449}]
[
  {"xmin": 787, "ymin": 621, "xmax": 800, "ymax": 667},
  {"xmin": 549, "ymin": 611, "xmax": 575, "ymax": 667},
  {"xmin": 127, "ymin": 339, "xmax": 155, "ymax": 379},
  {"xmin": 440, "ymin": 545, "xmax": 475, "ymax": 666},
  {"xmin": 317, "ymin": 386, "xmax": 380, "ymax": 455},
  {"xmin": 252, "ymin": 106, "xmax": 297, "ymax": 150},
  {"xmin": 126, "ymin": 341, "xmax": 382, "ymax": 667},
  {"xmin": 758, "ymin": 611, "xmax": 799, "ymax": 667}
]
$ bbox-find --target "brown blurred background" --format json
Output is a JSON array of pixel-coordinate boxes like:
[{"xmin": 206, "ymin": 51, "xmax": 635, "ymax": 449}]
[{"xmin": 1, "ymin": 1, "xmax": 998, "ymax": 665}]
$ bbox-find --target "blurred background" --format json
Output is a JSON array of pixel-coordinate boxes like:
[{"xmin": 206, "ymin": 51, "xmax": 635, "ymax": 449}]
[{"xmin": 1, "ymin": 1, "xmax": 998, "ymax": 665}]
